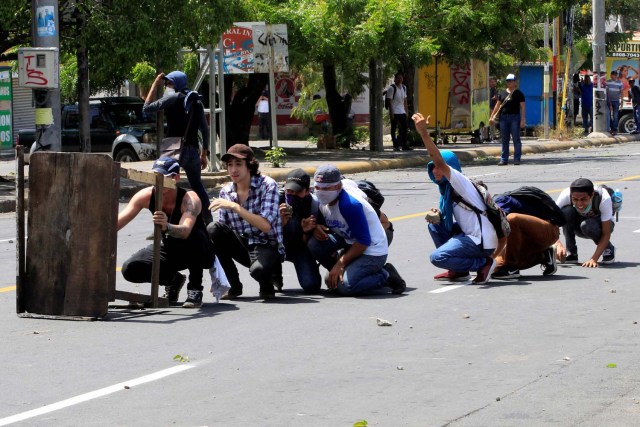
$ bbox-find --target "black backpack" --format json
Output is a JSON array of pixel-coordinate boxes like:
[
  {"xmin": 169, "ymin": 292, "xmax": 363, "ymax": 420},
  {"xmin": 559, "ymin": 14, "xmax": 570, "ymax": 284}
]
[
  {"xmin": 383, "ymin": 84, "xmax": 398, "ymax": 110},
  {"xmin": 453, "ymin": 181, "xmax": 511, "ymax": 242},
  {"xmin": 494, "ymin": 186, "xmax": 566, "ymax": 226},
  {"xmin": 356, "ymin": 180, "xmax": 385, "ymax": 214}
]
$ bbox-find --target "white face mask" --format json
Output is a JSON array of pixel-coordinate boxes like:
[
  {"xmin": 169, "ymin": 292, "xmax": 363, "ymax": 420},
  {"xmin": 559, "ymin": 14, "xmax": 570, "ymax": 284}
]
[
  {"xmin": 315, "ymin": 189, "xmax": 341, "ymax": 205},
  {"xmin": 165, "ymin": 87, "xmax": 175, "ymax": 96}
]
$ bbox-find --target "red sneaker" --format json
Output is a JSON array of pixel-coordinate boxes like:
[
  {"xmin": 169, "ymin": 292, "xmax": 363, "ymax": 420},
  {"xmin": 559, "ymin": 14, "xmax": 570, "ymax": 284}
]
[
  {"xmin": 433, "ymin": 270, "xmax": 471, "ymax": 282},
  {"xmin": 473, "ymin": 257, "xmax": 496, "ymax": 285}
]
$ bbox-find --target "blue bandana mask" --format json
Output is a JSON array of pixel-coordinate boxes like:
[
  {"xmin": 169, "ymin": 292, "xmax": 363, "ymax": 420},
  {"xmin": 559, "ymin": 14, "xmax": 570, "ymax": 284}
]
[
  {"xmin": 285, "ymin": 193, "xmax": 309, "ymax": 210},
  {"xmin": 574, "ymin": 201, "xmax": 592, "ymax": 216}
]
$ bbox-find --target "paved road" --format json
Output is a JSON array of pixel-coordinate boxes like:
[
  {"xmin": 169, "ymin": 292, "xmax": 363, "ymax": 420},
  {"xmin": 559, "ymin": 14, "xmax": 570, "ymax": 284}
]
[{"xmin": 1, "ymin": 142, "xmax": 639, "ymax": 426}]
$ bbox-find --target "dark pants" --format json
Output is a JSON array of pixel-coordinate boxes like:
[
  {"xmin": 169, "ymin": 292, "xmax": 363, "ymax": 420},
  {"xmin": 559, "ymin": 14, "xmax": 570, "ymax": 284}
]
[
  {"xmin": 581, "ymin": 103, "xmax": 593, "ymax": 134},
  {"xmin": 259, "ymin": 112, "xmax": 270, "ymax": 139},
  {"xmin": 180, "ymin": 145, "xmax": 212, "ymax": 223},
  {"xmin": 121, "ymin": 243, "xmax": 204, "ymax": 291},
  {"xmin": 208, "ymin": 222, "xmax": 280, "ymax": 294},
  {"xmin": 561, "ymin": 205, "xmax": 614, "ymax": 256},
  {"xmin": 390, "ymin": 113, "xmax": 408, "ymax": 149}
]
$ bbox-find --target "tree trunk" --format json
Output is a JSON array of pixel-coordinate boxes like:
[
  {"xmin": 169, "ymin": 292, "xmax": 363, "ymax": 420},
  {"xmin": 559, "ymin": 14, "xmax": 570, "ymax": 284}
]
[
  {"xmin": 322, "ymin": 64, "xmax": 347, "ymax": 136},
  {"xmin": 224, "ymin": 73, "xmax": 269, "ymax": 145},
  {"xmin": 76, "ymin": 19, "xmax": 91, "ymax": 152},
  {"xmin": 368, "ymin": 58, "xmax": 384, "ymax": 152}
]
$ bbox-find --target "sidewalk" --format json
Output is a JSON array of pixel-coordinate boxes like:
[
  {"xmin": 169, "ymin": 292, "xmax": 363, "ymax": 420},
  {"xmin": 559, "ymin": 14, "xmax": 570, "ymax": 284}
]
[{"xmin": 1, "ymin": 134, "xmax": 637, "ymax": 213}]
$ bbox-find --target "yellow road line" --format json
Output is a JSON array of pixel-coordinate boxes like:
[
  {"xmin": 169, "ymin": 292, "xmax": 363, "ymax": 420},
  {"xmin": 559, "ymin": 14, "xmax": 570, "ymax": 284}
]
[{"xmin": 1, "ymin": 285, "xmax": 16, "ymax": 293}]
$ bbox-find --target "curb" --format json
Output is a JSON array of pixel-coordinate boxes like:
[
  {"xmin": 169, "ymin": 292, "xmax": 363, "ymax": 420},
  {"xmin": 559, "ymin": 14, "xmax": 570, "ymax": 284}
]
[{"xmin": 0, "ymin": 135, "xmax": 636, "ymax": 214}]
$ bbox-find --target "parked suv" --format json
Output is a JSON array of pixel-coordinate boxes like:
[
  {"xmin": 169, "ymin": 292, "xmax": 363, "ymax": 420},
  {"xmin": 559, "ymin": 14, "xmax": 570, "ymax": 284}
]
[{"xmin": 16, "ymin": 96, "xmax": 157, "ymax": 162}]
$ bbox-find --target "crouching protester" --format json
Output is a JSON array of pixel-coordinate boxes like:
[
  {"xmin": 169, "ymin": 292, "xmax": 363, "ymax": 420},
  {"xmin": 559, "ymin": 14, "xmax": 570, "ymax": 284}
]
[
  {"xmin": 118, "ymin": 157, "xmax": 214, "ymax": 308},
  {"xmin": 412, "ymin": 113, "xmax": 504, "ymax": 285},
  {"xmin": 555, "ymin": 178, "xmax": 616, "ymax": 267},
  {"xmin": 272, "ymin": 168, "xmax": 323, "ymax": 293},
  {"xmin": 491, "ymin": 186, "xmax": 565, "ymax": 279},
  {"xmin": 207, "ymin": 144, "xmax": 284, "ymax": 300},
  {"xmin": 307, "ymin": 164, "xmax": 406, "ymax": 296}
]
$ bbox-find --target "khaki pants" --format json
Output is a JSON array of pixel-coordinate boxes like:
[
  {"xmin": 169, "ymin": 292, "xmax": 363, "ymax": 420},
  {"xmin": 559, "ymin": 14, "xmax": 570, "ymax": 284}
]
[{"xmin": 495, "ymin": 213, "xmax": 559, "ymax": 270}]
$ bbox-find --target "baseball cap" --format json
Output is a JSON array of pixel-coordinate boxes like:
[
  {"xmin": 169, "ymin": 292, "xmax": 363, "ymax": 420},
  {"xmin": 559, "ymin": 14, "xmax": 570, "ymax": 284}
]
[
  {"xmin": 506, "ymin": 73, "xmax": 516, "ymax": 81},
  {"xmin": 285, "ymin": 168, "xmax": 311, "ymax": 192},
  {"xmin": 314, "ymin": 164, "xmax": 342, "ymax": 188},
  {"xmin": 221, "ymin": 144, "xmax": 255, "ymax": 162},
  {"xmin": 152, "ymin": 157, "xmax": 180, "ymax": 176}
]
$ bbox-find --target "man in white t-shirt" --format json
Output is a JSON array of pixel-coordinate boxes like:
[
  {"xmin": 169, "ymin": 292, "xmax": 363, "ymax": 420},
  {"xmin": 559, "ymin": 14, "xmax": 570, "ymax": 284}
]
[
  {"xmin": 386, "ymin": 73, "xmax": 412, "ymax": 151},
  {"xmin": 256, "ymin": 90, "xmax": 270, "ymax": 139},
  {"xmin": 307, "ymin": 164, "xmax": 406, "ymax": 296},
  {"xmin": 412, "ymin": 113, "xmax": 504, "ymax": 284},
  {"xmin": 555, "ymin": 178, "xmax": 615, "ymax": 267}
]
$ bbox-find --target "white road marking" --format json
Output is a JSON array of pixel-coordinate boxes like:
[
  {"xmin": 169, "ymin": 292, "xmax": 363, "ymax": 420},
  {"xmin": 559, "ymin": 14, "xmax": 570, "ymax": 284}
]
[
  {"xmin": 634, "ymin": 229, "xmax": 640, "ymax": 233},
  {"xmin": 429, "ymin": 284, "xmax": 469, "ymax": 293},
  {"xmin": 0, "ymin": 239, "xmax": 15, "ymax": 243},
  {"xmin": 469, "ymin": 172, "xmax": 499, "ymax": 179},
  {"xmin": 0, "ymin": 364, "xmax": 195, "ymax": 426}
]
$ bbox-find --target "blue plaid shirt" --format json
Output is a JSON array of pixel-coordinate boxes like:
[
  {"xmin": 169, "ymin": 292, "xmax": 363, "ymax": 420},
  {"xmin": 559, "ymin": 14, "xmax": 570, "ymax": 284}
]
[{"xmin": 218, "ymin": 174, "xmax": 285, "ymax": 256}]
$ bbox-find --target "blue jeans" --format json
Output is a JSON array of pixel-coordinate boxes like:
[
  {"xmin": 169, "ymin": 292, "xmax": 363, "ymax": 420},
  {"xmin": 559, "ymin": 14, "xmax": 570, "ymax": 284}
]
[
  {"xmin": 561, "ymin": 206, "xmax": 614, "ymax": 256},
  {"xmin": 308, "ymin": 234, "xmax": 388, "ymax": 296},
  {"xmin": 428, "ymin": 223, "xmax": 494, "ymax": 273},
  {"xmin": 581, "ymin": 103, "xmax": 592, "ymax": 134},
  {"xmin": 180, "ymin": 145, "xmax": 212, "ymax": 223},
  {"xmin": 499, "ymin": 114, "xmax": 521, "ymax": 163},
  {"xmin": 609, "ymin": 100, "xmax": 620, "ymax": 132}
]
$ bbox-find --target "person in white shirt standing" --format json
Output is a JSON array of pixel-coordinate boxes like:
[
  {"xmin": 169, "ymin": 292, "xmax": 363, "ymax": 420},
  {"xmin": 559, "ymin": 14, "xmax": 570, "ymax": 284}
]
[
  {"xmin": 256, "ymin": 90, "xmax": 270, "ymax": 140},
  {"xmin": 386, "ymin": 72, "xmax": 412, "ymax": 151}
]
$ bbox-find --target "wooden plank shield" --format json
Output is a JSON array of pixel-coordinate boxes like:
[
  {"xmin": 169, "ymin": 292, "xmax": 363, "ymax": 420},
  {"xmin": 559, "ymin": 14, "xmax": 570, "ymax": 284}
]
[{"xmin": 22, "ymin": 152, "xmax": 119, "ymax": 318}]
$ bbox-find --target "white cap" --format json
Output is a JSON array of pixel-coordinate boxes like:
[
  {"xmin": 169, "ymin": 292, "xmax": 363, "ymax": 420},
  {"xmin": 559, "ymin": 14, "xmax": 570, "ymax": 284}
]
[{"xmin": 506, "ymin": 73, "xmax": 516, "ymax": 81}]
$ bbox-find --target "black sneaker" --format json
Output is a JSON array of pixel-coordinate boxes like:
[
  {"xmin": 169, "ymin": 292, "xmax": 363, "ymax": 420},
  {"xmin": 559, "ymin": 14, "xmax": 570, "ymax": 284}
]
[
  {"xmin": 182, "ymin": 290, "xmax": 203, "ymax": 308},
  {"xmin": 541, "ymin": 245, "xmax": 557, "ymax": 276},
  {"xmin": 164, "ymin": 273, "xmax": 186, "ymax": 304},
  {"xmin": 491, "ymin": 268, "xmax": 521, "ymax": 279},
  {"xmin": 601, "ymin": 247, "xmax": 616, "ymax": 264},
  {"xmin": 564, "ymin": 253, "xmax": 579, "ymax": 264},
  {"xmin": 384, "ymin": 263, "xmax": 406, "ymax": 294}
]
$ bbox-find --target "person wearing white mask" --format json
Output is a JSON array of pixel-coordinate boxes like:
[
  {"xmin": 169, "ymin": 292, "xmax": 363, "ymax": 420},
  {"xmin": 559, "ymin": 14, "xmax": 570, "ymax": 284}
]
[{"xmin": 307, "ymin": 164, "xmax": 406, "ymax": 296}]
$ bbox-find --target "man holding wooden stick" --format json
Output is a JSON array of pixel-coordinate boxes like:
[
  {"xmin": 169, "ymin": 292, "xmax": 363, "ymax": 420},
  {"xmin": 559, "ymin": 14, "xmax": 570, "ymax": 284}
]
[{"xmin": 118, "ymin": 157, "xmax": 214, "ymax": 308}]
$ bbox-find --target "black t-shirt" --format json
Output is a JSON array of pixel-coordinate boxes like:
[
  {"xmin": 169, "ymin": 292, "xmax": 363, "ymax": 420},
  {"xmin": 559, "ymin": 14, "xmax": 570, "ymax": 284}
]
[{"xmin": 499, "ymin": 89, "xmax": 525, "ymax": 115}]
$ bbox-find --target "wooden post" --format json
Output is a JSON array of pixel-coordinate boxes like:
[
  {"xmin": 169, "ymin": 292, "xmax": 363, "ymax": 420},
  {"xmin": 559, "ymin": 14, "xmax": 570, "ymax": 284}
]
[
  {"xmin": 150, "ymin": 173, "xmax": 163, "ymax": 307},
  {"xmin": 15, "ymin": 146, "xmax": 25, "ymax": 313}
]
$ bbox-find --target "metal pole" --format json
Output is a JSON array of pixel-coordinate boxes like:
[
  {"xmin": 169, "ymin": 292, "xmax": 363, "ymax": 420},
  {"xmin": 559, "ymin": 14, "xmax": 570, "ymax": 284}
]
[
  {"xmin": 544, "ymin": 17, "xmax": 550, "ymax": 139},
  {"xmin": 218, "ymin": 37, "xmax": 227, "ymax": 155},
  {"xmin": 31, "ymin": 0, "xmax": 61, "ymax": 152},
  {"xmin": 268, "ymin": 25, "xmax": 278, "ymax": 148},
  {"xmin": 591, "ymin": 0, "xmax": 607, "ymax": 134}
]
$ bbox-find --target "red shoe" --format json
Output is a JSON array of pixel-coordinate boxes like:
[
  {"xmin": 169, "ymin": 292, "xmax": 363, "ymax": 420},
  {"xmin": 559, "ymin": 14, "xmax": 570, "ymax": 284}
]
[
  {"xmin": 434, "ymin": 270, "xmax": 471, "ymax": 282},
  {"xmin": 473, "ymin": 257, "xmax": 496, "ymax": 285}
]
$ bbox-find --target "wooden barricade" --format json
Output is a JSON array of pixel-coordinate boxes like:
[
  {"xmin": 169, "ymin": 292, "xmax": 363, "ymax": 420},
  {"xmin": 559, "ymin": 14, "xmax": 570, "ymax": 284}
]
[{"xmin": 18, "ymin": 152, "xmax": 119, "ymax": 319}]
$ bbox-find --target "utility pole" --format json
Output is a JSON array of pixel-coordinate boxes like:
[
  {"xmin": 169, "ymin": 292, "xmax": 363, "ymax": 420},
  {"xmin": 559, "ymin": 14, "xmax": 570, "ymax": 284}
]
[
  {"xmin": 31, "ymin": 0, "xmax": 61, "ymax": 152},
  {"xmin": 543, "ymin": 17, "xmax": 550, "ymax": 139},
  {"xmin": 591, "ymin": 0, "xmax": 608, "ymax": 135}
]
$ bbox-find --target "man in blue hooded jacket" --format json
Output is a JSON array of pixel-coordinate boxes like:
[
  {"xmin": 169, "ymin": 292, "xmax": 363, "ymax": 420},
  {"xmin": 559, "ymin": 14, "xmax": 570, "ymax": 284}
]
[
  {"xmin": 412, "ymin": 113, "xmax": 504, "ymax": 284},
  {"xmin": 144, "ymin": 71, "xmax": 212, "ymax": 223}
]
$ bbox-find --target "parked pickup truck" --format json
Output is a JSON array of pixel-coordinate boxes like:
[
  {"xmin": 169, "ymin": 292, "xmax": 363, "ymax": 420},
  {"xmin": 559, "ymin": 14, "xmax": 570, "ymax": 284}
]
[{"xmin": 16, "ymin": 96, "xmax": 157, "ymax": 162}]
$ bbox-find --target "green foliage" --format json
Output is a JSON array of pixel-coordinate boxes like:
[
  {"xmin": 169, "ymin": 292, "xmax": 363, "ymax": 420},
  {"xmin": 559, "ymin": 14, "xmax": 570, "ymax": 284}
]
[
  {"xmin": 130, "ymin": 62, "xmax": 157, "ymax": 94},
  {"xmin": 264, "ymin": 147, "xmax": 288, "ymax": 168},
  {"xmin": 336, "ymin": 126, "xmax": 369, "ymax": 149},
  {"xmin": 353, "ymin": 421, "xmax": 368, "ymax": 427},
  {"xmin": 173, "ymin": 354, "xmax": 190, "ymax": 363},
  {"xmin": 59, "ymin": 55, "xmax": 79, "ymax": 104}
]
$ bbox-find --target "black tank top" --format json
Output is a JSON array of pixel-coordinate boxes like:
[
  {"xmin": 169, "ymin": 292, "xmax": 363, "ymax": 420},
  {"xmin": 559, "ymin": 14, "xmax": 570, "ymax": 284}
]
[{"xmin": 149, "ymin": 187, "xmax": 214, "ymax": 267}]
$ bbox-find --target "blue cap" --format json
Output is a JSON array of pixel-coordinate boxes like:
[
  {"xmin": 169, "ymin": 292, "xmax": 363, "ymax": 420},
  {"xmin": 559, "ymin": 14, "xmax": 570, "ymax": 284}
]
[
  {"xmin": 152, "ymin": 157, "xmax": 180, "ymax": 176},
  {"xmin": 314, "ymin": 164, "xmax": 342, "ymax": 188}
]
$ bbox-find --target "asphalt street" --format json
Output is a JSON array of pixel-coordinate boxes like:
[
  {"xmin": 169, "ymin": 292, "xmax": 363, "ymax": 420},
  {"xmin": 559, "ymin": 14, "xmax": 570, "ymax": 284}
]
[{"xmin": 1, "ymin": 142, "xmax": 639, "ymax": 426}]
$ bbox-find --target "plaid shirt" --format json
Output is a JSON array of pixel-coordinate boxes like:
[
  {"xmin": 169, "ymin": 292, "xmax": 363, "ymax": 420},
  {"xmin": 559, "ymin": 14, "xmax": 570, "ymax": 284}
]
[{"xmin": 218, "ymin": 174, "xmax": 285, "ymax": 256}]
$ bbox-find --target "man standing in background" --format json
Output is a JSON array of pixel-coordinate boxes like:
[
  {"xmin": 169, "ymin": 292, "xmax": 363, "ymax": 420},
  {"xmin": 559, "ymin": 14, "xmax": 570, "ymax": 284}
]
[
  {"xmin": 606, "ymin": 70, "xmax": 623, "ymax": 134},
  {"xmin": 386, "ymin": 72, "xmax": 412, "ymax": 151}
]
